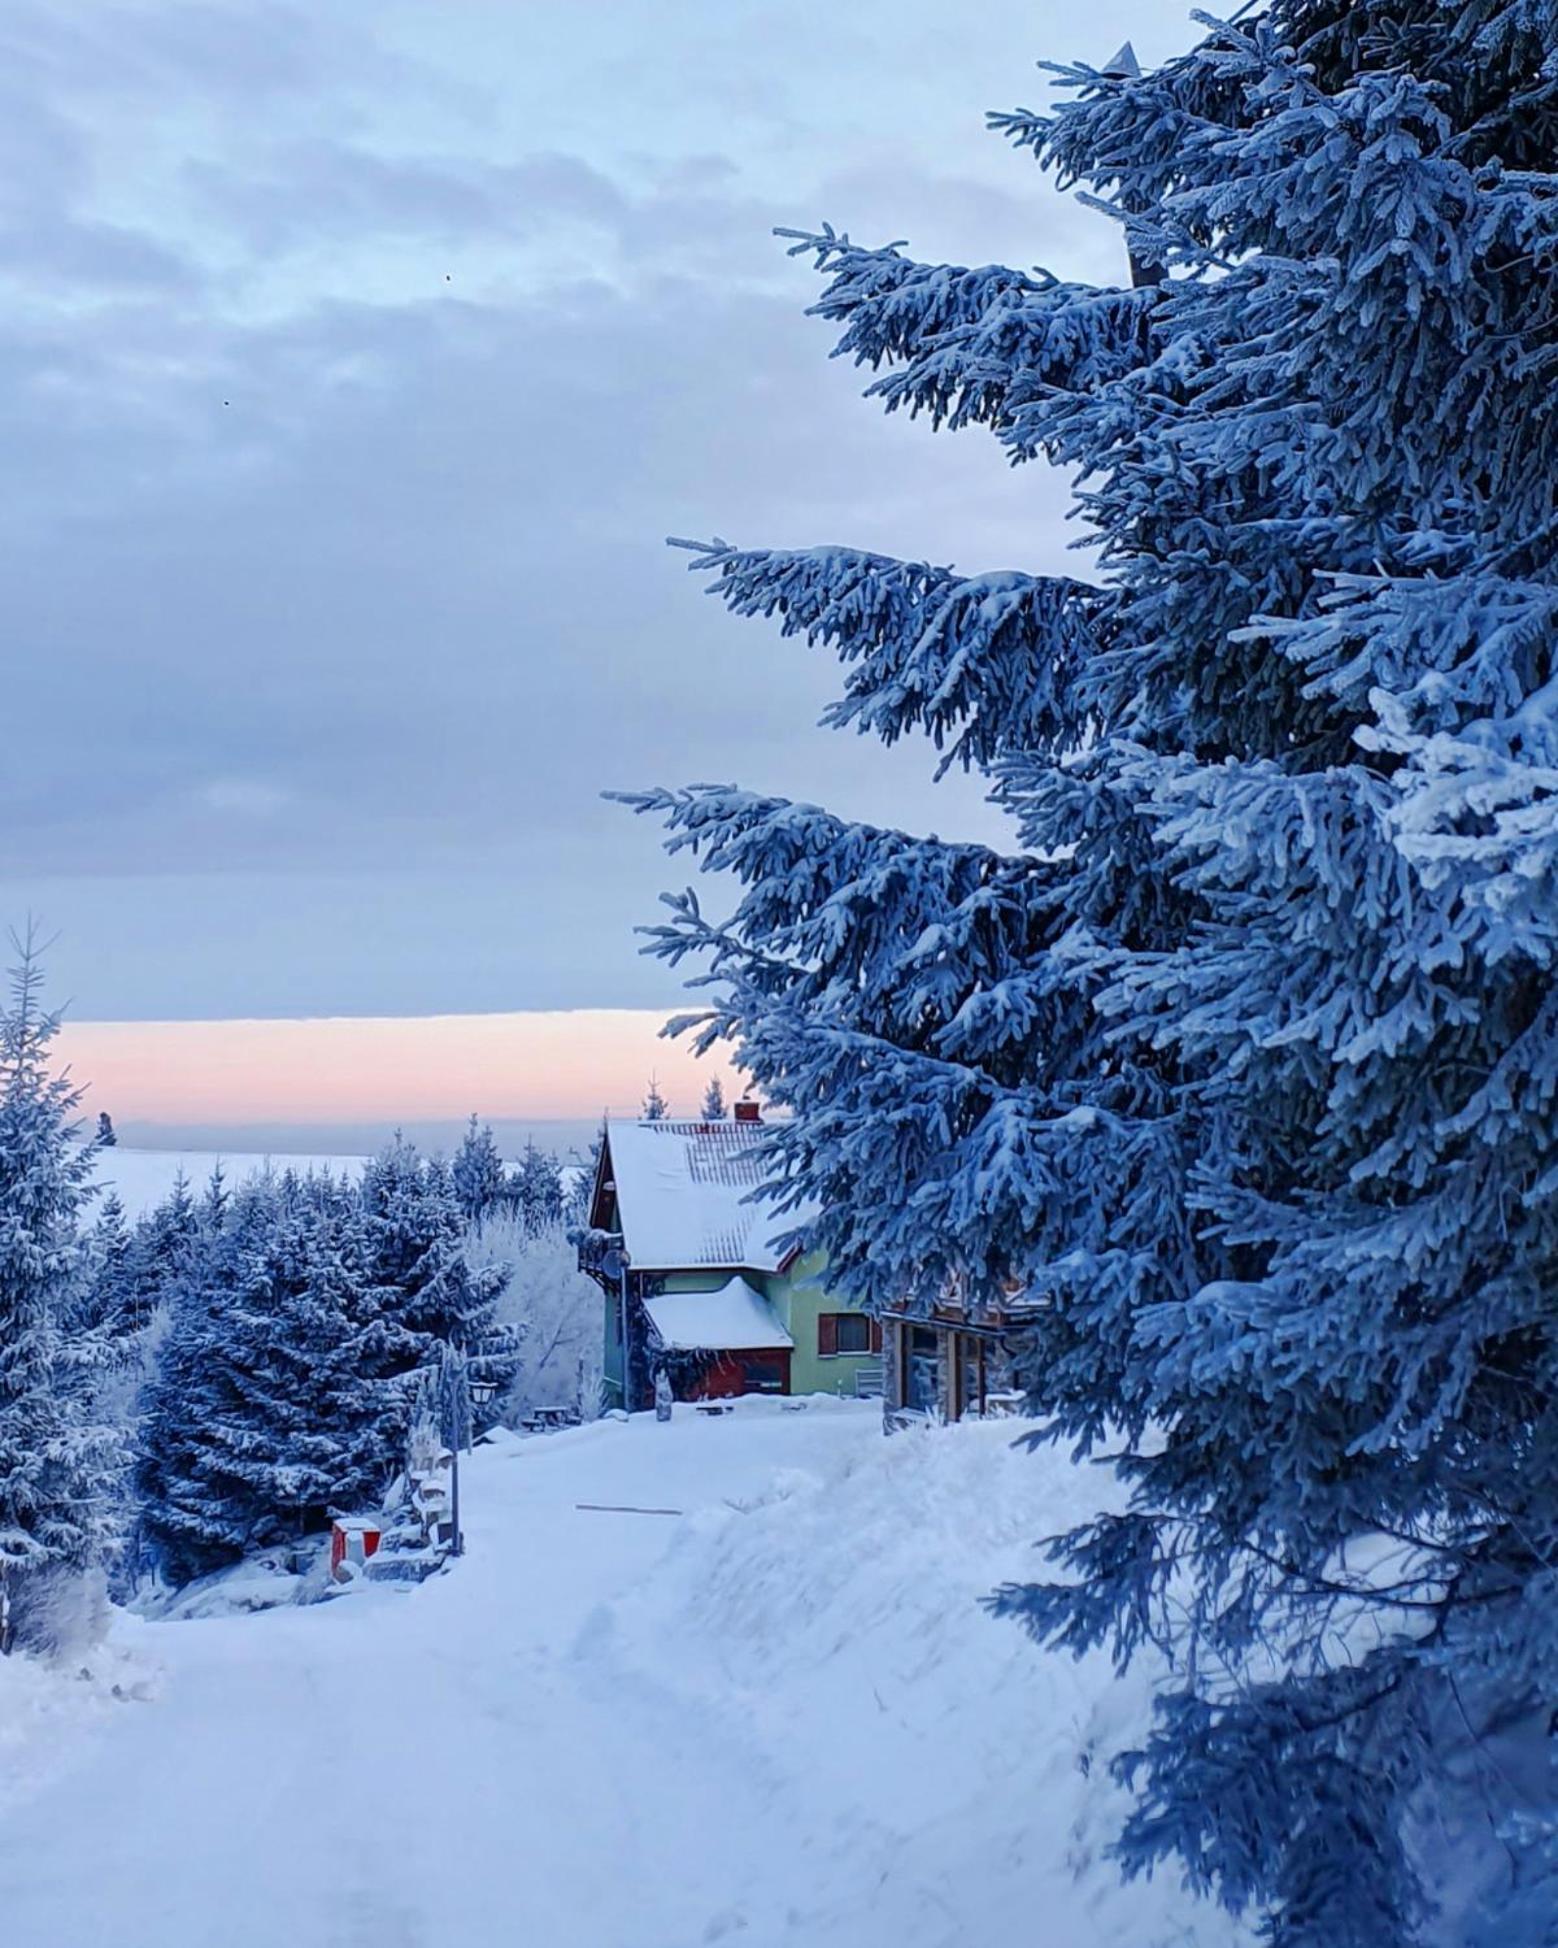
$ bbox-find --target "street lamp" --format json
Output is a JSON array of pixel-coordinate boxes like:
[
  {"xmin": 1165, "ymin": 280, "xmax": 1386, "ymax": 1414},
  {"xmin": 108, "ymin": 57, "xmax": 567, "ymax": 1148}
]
[{"xmin": 442, "ymin": 1353, "xmax": 500, "ymax": 1560}]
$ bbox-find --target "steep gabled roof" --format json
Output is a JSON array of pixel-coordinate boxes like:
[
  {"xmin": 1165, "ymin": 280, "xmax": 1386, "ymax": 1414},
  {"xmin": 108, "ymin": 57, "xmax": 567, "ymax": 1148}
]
[{"xmin": 602, "ymin": 1117, "xmax": 806, "ymax": 1273}]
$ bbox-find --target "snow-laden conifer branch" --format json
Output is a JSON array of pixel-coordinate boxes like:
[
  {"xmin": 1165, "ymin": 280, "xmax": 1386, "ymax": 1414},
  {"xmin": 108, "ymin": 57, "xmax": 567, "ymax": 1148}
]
[
  {"xmin": 668, "ymin": 538, "xmax": 1104, "ymax": 767},
  {"xmin": 777, "ymin": 227, "xmax": 1157, "ymax": 452}
]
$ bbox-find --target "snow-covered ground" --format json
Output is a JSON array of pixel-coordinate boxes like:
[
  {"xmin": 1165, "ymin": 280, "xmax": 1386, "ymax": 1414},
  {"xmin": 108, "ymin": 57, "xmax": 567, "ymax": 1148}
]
[
  {"xmin": 0, "ymin": 1402, "xmax": 1248, "ymax": 1948},
  {"xmin": 89, "ymin": 1146, "xmax": 365, "ymax": 1218}
]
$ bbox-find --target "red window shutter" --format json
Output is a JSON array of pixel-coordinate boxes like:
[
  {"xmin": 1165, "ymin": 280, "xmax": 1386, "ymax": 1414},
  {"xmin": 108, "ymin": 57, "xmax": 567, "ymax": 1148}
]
[
  {"xmin": 869, "ymin": 1318, "xmax": 882, "ymax": 1354},
  {"xmin": 817, "ymin": 1313, "xmax": 838, "ymax": 1357}
]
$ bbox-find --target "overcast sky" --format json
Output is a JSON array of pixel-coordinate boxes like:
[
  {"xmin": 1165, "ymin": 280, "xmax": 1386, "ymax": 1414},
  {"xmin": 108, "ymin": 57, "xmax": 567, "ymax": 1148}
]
[{"xmin": 2, "ymin": 0, "xmax": 1187, "ymax": 1027}]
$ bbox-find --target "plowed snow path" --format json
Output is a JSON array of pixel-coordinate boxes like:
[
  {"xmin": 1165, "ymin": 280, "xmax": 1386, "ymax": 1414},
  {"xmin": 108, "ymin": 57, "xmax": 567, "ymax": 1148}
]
[
  {"xmin": 2, "ymin": 1407, "xmax": 879, "ymax": 1948},
  {"xmin": 4, "ymin": 1403, "xmax": 1249, "ymax": 1948}
]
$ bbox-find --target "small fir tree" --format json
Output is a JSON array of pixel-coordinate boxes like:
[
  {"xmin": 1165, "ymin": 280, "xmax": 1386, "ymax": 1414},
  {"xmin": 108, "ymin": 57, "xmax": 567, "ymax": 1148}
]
[
  {"xmin": 511, "ymin": 1140, "xmax": 565, "ymax": 1236},
  {"xmin": 699, "ymin": 1076, "xmax": 727, "ymax": 1121},
  {"xmin": 452, "ymin": 1115, "xmax": 506, "ymax": 1228},
  {"xmin": 641, "ymin": 1076, "xmax": 669, "ymax": 1122}
]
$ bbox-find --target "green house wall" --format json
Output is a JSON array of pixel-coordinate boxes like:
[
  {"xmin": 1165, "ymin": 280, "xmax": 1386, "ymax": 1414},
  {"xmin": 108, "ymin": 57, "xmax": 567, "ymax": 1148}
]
[
  {"xmin": 603, "ymin": 1290, "xmax": 625, "ymax": 1405},
  {"xmin": 647, "ymin": 1255, "xmax": 874, "ymax": 1399}
]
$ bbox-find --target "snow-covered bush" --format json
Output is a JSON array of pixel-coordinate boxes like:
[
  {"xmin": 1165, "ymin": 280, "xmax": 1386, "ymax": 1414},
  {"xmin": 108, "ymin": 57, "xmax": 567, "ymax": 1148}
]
[{"xmin": 467, "ymin": 1209, "xmax": 601, "ymax": 1421}]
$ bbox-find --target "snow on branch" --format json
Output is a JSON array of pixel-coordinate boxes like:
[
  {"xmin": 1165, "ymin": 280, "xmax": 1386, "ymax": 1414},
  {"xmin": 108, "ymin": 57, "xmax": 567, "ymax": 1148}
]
[
  {"xmin": 668, "ymin": 538, "xmax": 1104, "ymax": 769},
  {"xmin": 777, "ymin": 227, "xmax": 1157, "ymax": 454}
]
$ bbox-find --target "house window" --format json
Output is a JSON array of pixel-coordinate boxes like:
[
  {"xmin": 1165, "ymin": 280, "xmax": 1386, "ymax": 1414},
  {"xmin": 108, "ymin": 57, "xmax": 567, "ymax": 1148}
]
[{"xmin": 818, "ymin": 1312, "xmax": 874, "ymax": 1356}]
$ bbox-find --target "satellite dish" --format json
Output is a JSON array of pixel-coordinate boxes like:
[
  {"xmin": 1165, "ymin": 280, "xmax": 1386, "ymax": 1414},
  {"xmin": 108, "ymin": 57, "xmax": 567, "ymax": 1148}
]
[{"xmin": 1102, "ymin": 41, "xmax": 1141, "ymax": 80}]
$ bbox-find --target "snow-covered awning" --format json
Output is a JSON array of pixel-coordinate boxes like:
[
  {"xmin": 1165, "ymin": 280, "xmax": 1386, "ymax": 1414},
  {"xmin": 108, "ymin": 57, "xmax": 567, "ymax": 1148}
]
[{"xmin": 643, "ymin": 1277, "xmax": 795, "ymax": 1353}]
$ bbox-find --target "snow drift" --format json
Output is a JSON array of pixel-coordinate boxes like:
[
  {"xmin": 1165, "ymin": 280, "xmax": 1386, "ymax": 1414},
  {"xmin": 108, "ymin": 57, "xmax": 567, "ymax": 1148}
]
[{"xmin": 604, "ymin": 1411, "xmax": 1250, "ymax": 1948}]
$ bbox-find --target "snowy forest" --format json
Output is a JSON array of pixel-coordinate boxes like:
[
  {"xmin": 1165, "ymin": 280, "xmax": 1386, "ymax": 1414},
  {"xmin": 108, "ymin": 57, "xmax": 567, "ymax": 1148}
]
[{"xmin": 0, "ymin": 945, "xmax": 599, "ymax": 1641}]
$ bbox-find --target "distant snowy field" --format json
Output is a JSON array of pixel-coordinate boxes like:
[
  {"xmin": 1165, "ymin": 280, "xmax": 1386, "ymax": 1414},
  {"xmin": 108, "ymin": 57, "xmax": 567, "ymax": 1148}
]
[
  {"xmin": 0, "ymin": 1401, "xmax": 1249, "ymax": 1948},
  {"xmin": 88, "ymin": 1146, "xmax": 365, "ymax": 1218}
]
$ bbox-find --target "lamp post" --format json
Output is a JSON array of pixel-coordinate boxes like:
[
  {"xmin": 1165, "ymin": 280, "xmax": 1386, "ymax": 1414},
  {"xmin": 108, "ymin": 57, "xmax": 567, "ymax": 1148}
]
[{"xmin": 443, "ymin": 1348, "xmax": 501, "ymax": 1559}]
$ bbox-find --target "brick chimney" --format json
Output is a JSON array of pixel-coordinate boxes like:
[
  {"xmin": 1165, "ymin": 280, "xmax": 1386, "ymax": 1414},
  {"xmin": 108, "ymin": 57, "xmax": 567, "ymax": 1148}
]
[{"xmin": 733, "ymin": 1098, "xmax": 761, "ymax": 1124}]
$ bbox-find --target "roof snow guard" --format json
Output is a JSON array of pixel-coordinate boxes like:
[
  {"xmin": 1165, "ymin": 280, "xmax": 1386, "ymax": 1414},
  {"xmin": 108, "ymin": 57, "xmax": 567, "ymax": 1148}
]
[
  {"xmin": 644, "ymin": 1277, "xmax": 795, "ymax": 1353},
  {"xmin": 605, "ymin": 1117, "xmax": 810, "ymax": 1273}
]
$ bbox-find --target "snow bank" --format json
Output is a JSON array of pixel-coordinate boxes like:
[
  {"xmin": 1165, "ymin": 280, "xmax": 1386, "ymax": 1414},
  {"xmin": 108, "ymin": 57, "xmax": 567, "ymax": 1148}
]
[
  {"xmin": 0, "ymin": 1642, "xmax": 157, "ymax": 1818},
  {"xmin": 604, "ymin": 1415, "xmax": 1252, "ymax": 1948},
  {"xmin": 134, "ymin": 1544, "xmax": 330, "ymax": 1622}
]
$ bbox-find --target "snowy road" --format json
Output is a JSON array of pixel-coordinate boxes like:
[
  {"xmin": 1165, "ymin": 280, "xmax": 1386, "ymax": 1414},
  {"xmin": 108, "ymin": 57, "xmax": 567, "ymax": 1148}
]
[
  {"xmin": 2, "ymin": 1403, "xmax": 1247, "ymax": 1948},
  {"xmin": 3, "ymin": 1409, "xmax": 880, "ymax": 1948}
]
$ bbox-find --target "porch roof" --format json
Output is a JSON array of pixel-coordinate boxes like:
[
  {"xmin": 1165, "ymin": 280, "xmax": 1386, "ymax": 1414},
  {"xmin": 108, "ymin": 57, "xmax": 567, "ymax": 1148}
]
[{"xmin": 643, "ymin": 1277, "xmax": 795, "ymax": 1353}]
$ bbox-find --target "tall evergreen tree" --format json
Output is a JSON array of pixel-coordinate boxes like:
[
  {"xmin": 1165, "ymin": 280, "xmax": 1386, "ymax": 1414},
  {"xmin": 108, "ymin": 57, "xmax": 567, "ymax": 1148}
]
[
  {"xmin": 624, "ymin": 10, "xmax": 1558, "ymax": 1943},
  {"xmin": 451, "ymin": 1115, "xmax": 506, "ymax": 1228},
  {"xmin": 82, "ymin": 1192, "xmax": 134, "ymax": 1341},
  {"xmin": 510, "ymin": 1139, "xmax": 565, "ymax": 1236},
  {"xmin": 0, "ymin": 944, "xmax": 123, "ymax": 1651},
  {"xmin": 641, "ymin": 1076, "xmax": 669, "ymax": 1122},
  {"xmin": 122, "ymin": 1173, "xmax": 201, "ymax": 1337},
  {"xmin": 359, "ymin": 1136, "xmax": 521, "ymax": 1403},
  {"xmin": 699, "ymin": 1076, "xmax": 727, "ymax": 1121},
  {"xmin": 199, "ymin": 1161, "xmax": 229, "ymax": 1235},
  {"xmin": 568, "ymin": 1119, "xmax": 607, "ymax": 1226},
  {"xmin": 135, "ymin": 1176, "xmax": 279, "ymax": 1583},
  {"xmin": 190, "ymin": 1187, "xmax": 412, "ymax": 1558}
]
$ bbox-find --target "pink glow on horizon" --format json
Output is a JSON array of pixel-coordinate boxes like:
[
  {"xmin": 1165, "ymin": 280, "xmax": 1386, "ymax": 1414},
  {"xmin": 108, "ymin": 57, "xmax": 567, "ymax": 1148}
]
[{"xmin": 55, "ymin": 1012, "xmax": 743, "ymax": 1125}]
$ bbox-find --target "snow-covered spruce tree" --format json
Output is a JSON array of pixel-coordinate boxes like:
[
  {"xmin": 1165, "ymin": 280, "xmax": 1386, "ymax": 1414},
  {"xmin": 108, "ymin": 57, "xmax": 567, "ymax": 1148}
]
[
  {"xmin": 452, "ymin": 1114, "xmax": 506, "ymax": 1229},
  {"xmin": 568, "ymin": 1119, "xmax": 606, "ymax": 1226},
  {"xmin": 0, "ymin": 945, "xmax": 124, "ymax": 1651},
  {"xmin": 641, "ymin": 1075, "xmax": 669, "ymax": 1122},
  {"xmin": 510, "ymin": 1139, "xmax": 565, "ymax": 1236},
  {"xmin": 359, "ymin": 1136, "xmax": 522, "ymax": 1411},
  {"xmin": 82, "ymin": 1192, "xmax": 133, "ymax": 1342},
  {"xmin": 134, "ymin": 1174, "xmax": 281, "ymax": 1583},
  {"xmin": 622, "ymin": 11, "xmax": 1558, "ymax": 1945},
  {"xmin": 700, "ymin": 1076, "xmax": 727, "ymax": 1121},
  {"xmin": 137, "ymin": 1174, "xmax": 420, "ymax": 1581},
  {"xmin": 137, "ymin": 1151, "xmax": 521, "ymax": 1584},
  {"xmin": 182, "ymin": 1184, "xmax": 416, "ymax": 1558}
]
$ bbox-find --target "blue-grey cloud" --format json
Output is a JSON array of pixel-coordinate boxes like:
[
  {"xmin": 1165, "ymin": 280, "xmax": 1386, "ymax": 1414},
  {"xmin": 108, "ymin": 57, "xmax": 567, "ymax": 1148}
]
[{"xmin": 0, "ymin": 0, "xmax": 1177, "ymax": 1019}]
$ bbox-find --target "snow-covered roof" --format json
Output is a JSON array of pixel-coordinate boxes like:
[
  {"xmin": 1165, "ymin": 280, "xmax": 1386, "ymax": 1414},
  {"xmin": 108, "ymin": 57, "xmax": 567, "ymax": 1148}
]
[
  {"xmin": 604, "ymin": 1118, "xmax": 807, "ymax": 1273},
  {"xmin": 643, "ymin": 1277, "xmax": 795, "ymax": 1353}
]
